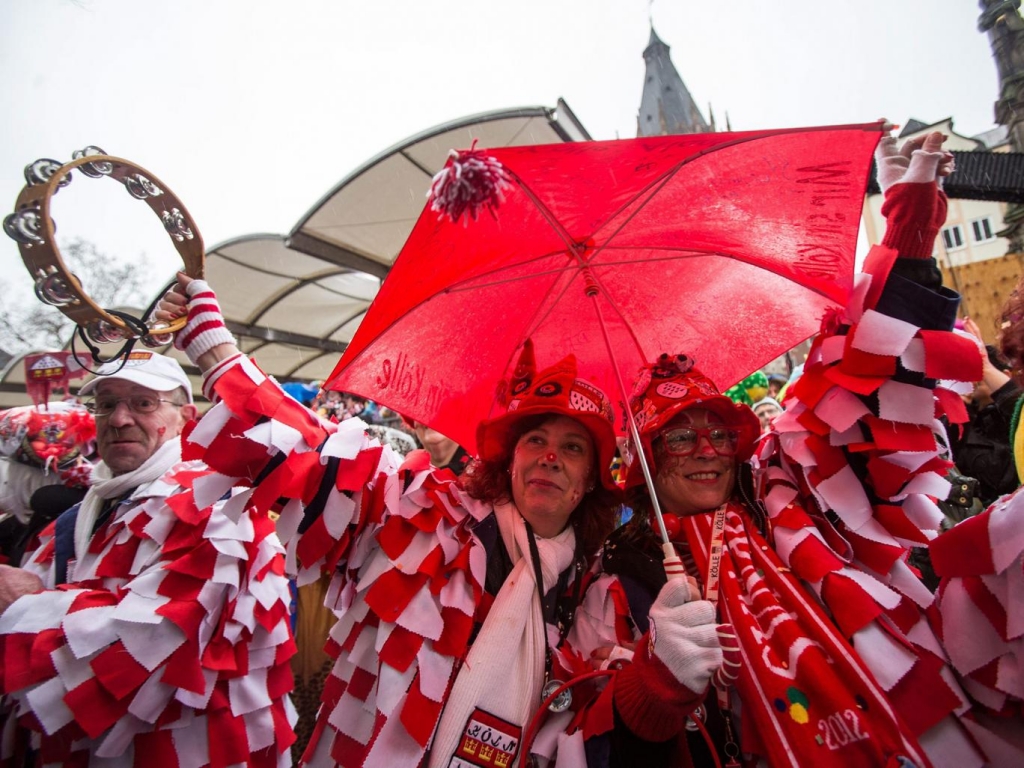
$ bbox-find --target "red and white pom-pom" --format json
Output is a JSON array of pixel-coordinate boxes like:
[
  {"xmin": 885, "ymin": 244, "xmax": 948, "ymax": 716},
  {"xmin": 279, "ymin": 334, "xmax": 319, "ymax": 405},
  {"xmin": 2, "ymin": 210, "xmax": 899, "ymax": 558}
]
[
  {"xmin": 428, "ymin": 141, "xmax": 511, "ymax": 224},
  {"xmin": 818, "ymin": 305, "xmax": 846, "ymax": 337},
  {"xmin": 59, "ymin": 460, "xmax": 93, "ymax": 489}
]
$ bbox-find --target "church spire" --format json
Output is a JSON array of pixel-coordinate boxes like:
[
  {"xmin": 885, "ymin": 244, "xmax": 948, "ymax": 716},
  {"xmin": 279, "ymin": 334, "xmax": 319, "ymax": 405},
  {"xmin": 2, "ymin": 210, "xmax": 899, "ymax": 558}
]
[
  {"xmin": 637, "ymin": 25, "xmax": 711, "ymax": 137},
  {"xmin": 979, "ymin": 0, "xmax": 1024, "ymax": 251}
]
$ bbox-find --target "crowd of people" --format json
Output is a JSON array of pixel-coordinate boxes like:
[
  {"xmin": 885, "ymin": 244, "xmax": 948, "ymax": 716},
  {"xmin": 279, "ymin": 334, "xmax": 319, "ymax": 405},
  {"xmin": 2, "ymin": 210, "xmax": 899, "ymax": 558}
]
[{"xmin": 0, "ymin": 129, "xmax": 1021, "ymax": 768}]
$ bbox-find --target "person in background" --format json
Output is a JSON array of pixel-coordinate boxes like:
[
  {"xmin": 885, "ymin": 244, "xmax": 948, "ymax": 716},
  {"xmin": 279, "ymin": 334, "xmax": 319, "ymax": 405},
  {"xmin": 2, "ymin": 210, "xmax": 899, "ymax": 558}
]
[
  {"xmin": 767, "ymin": 372, "xmax": 788, "ymax": 400},
  {"xmin": 750, "ymin": 395, "xmax": 784, "ymax": 435},
  {"xmin": 0, "ymin": 403, "xmax": 94, "ymax": 565},
  {"xmin": 409, "ymin": 418, "xmax": 471, "ymax": 476},
  {"xmin": 947, "ymin": 317, "xmax": 1021, "ymax": 506}
]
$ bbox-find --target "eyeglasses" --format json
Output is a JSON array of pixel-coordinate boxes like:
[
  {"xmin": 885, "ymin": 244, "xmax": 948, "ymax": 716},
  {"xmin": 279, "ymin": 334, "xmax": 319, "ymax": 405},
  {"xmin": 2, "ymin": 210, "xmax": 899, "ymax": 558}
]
[
  {"xmin": 86, "ymin": 395, "xmax": 184, "ymax": 416},
  {"xmin": 658, "ymin": 426, "xmax": 740, "ymax": 457}
]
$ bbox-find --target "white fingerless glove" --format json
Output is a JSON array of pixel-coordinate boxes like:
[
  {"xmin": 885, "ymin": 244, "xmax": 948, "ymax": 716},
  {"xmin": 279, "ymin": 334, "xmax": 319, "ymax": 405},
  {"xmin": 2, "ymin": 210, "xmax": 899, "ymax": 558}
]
[
  {"xmin": 875, "ymin": 131, "xmax": 952, "ymax": 259},
  {"xmin": 875, "ymin": 136, "xmax": 947, "ymax": 194},
  {"xmin": 174, "ymin": 279, "xmax": 237, "ymax": 365},
  {"xmin": 648, "ymin": 578, "xmax": 723, "ymax": 693}
]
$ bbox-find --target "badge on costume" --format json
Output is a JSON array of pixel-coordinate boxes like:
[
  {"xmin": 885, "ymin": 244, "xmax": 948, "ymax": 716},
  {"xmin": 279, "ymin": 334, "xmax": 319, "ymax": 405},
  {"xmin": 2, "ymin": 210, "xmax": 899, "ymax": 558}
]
[{"xmin": 448, "ymin": 708, "xmax": 521, "ymax": 768}]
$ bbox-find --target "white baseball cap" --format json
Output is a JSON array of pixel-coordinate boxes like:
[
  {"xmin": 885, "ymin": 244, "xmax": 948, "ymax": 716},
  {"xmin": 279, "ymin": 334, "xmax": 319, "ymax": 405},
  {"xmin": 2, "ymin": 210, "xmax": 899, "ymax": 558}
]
[{"xmin": 78, "ymin": 351, "xmax": 194, "ymax": 404}]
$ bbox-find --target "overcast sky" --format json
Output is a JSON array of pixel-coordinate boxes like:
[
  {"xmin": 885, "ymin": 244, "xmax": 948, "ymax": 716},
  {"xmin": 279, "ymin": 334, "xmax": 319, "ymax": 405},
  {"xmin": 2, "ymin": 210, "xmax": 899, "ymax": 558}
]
[{"xmin": 0, "ymin": 0, "xmax": 1004, "ymax": 310}]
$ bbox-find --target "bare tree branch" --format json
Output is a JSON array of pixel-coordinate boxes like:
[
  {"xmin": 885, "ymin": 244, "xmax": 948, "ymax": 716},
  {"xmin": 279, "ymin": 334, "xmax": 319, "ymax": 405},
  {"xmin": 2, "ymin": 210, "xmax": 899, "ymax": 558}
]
[{"xmin": 1, "ymin": 239, "xmax": 154, "ymax": 354}]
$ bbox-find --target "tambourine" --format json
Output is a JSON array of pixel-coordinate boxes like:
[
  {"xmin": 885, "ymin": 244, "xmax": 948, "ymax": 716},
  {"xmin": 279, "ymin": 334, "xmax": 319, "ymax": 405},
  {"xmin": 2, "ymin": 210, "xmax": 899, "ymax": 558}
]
[{"xmin": 4, "ymin": 146, "xmax": 204, "ymax": 350}]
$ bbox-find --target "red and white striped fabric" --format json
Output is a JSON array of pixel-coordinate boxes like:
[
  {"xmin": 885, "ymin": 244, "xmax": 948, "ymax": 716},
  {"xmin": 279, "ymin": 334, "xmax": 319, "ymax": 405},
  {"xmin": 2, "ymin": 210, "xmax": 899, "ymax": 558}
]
[
  {"xmin": 184, "ymin": 355, "xmax": 622, "ymax": 767},
  {"xmin": 183, "ymin": 356, "xmax": 495, "ymax": 766},
  {"xmin": 0, "ymin": 465, "xmax": 297, "ymax": 767},
  {"xmin": 763, "ymin": 250, "xmax": 992, "ymax": 767},
  {"xmin": 932, "ymin": 488, "xmax": 1024, "ymax": 764},
  {"xmin": 693, "ymin": 504, "xmax": 935, "ymax": 766},
  {"xmin": 174, "ymin": 279, "xmax": 237, "ymax": 363}
]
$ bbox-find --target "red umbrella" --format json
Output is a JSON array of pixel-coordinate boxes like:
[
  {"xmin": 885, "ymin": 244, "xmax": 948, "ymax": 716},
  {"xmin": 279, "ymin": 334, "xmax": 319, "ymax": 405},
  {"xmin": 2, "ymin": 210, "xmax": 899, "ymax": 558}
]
[{"xmin": 327, "ymin": 123, "xmax": 883, "ymax": 457}]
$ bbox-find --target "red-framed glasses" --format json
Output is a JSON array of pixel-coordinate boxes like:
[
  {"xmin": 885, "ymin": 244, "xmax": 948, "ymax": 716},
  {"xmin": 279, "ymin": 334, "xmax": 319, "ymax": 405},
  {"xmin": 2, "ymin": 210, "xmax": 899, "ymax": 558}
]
[{"xmin": 658, "ymin": 426, "xmax": 740, "ymax": 457}]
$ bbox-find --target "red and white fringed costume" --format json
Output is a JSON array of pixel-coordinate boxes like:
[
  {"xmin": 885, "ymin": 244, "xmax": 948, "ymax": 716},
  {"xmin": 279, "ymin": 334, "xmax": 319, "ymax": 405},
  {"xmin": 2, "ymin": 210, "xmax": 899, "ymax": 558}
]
[
  {"xmin": 0, "ymin": 464, "xmax": 298, "ymax": 767},
  {"xmin": 581, "ymin": 247, "xmax": 1005, "ymax": 767},
  {"xmin": 762, "ymin": 247, "xmax": 995, "ymax": 766},
  {"xmin": 931, "ymin": 489, "xmax": 1024, "ymax": 763},
  {"xmin": 188, "ymin": 353, "xmax": 643, "ymax": 767},
  {"xmin": 188, "ymin": 354, "xmax": 607, "ymax": 767}
]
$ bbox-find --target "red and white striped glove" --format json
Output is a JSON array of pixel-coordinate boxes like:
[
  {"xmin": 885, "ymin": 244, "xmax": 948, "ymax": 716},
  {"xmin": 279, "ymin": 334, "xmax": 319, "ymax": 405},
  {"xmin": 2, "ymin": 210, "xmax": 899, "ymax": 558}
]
[{"xmin": 173, "ymin": 279, "xmax": 237, "ymax": 365}]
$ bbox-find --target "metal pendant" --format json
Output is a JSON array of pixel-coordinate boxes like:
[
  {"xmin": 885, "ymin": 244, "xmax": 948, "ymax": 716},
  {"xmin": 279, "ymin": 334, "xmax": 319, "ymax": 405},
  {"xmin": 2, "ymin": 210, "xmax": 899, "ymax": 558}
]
[
  {"xmin": 542, "ymin": 679, "xmax": 572, "ymax": 713},
  {"xmin": 684, "ymin": 704, "xmax": 706, "ymax": 732}
]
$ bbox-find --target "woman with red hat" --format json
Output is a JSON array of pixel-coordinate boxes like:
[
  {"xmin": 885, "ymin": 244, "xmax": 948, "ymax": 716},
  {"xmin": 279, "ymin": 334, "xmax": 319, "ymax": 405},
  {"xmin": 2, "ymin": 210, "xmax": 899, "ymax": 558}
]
[
  {"xmin": 116, "ymin": 279, "xmax": 714, "ymax": 767},
  {"xmin": 565, "ymin": 131, "xmax": 1013, "ymax": 767}
]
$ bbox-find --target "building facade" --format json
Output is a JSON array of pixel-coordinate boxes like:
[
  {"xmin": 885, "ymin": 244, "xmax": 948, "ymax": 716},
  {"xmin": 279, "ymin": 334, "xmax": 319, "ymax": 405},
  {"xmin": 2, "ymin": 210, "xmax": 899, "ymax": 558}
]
[{"xmin": 862, "ymin": 118, "xmax": 1012, "ymax": 272}]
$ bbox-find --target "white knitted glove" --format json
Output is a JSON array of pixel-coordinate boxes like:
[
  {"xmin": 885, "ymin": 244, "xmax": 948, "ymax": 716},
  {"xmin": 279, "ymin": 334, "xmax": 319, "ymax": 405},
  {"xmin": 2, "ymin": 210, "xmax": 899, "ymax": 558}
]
[
  {"xmin": 647, "ymin": 578, "xmax": 723, "ymax": 693},
  {"xmin": 173, "ymin": 279, "xmax": 237, "ymax": 365}
]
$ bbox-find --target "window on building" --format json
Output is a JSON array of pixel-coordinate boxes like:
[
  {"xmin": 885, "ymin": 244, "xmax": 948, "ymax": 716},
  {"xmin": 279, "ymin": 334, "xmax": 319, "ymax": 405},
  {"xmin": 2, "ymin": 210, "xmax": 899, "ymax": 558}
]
[
  {"xmin": 942, "ymin": 224, "xmax": 965, "ymax": 251},
  {"xmin": 970, "ymin": 217, "xmax": 995, "ymax": 243}
]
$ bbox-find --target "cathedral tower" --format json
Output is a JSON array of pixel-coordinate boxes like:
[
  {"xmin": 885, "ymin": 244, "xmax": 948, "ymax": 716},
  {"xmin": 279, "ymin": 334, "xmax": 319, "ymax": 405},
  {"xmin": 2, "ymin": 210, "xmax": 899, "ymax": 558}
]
[{"xmin": 637, "ymin": 27, "xmax": 714, "ymax": 137}]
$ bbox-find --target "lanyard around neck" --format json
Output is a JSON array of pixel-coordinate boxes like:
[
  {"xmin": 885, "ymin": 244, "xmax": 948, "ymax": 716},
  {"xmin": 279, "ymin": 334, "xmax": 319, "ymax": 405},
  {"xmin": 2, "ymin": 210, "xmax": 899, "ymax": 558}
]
[
  {"xmin": 523, "ymin": 520, "xmax": 555, "ymax": 683},
  {"xmin": 703, "ymin": 505, "xmax": 728, "ymax": 605}
]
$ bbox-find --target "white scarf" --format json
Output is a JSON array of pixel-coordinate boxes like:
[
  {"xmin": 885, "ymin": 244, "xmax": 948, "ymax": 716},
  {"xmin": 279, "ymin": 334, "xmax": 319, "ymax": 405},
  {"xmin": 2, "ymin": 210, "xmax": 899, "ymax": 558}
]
[
  {"xmin": 73, "ymin": 439, "xmax": 182, "ymax": 563},
  {"xmin": 428, "ymin": 503, "xmax": 576, "ymax": 768}
]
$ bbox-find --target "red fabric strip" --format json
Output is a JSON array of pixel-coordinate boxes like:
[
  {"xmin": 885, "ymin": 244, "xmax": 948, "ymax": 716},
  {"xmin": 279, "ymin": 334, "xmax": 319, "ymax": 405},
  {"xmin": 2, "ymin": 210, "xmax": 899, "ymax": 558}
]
[
  {"xmin": 64, "ymin": 675, "xmax": 128, "ymax": 738},
  {"xmin": 91, "ymin": 641, "xmax": 151, "ymax": 699},
  {"xmin": 919, "ymin": 330, "xmax": 983, "ymax": 382},
  {"xmin": 930, "ymin": 511, "xmax": 995, "ymax": 577}
]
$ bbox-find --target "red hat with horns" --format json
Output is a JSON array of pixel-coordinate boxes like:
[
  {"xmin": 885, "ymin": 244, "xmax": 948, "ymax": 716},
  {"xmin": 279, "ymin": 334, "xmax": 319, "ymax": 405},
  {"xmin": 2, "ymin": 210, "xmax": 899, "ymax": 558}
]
[{"xmin": 476, "ymin": 340, "xmax": 619, "ymax": 491}]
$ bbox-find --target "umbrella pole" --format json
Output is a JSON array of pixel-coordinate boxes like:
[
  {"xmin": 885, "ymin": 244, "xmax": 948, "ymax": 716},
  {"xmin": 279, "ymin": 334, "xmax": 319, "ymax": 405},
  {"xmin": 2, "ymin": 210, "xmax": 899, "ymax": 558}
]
[{"xmin": 585, "ymin": 285, "xmax": 687, "ymax": 583}]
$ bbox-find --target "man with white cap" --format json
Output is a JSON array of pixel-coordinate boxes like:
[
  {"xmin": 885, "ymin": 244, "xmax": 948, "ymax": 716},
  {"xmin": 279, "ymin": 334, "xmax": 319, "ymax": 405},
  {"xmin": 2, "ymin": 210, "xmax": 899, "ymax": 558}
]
[
  {"xmin": 0, "ymin": 351, "xmax": 196, "ymax": 594},
  {"xmin": 78, "ymin": 350, "xmax": 196, "ymax": 476},
  {"xmin": 0, "ymin": 348, "xmax": 298, "ymax": 766}
]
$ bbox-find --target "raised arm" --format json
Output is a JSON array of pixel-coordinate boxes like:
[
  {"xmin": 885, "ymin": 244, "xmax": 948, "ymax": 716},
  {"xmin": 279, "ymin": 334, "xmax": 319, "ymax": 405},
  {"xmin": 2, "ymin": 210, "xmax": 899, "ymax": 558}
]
[
  {"xmin": 759, "ymin": 129, "xmax": 988, "ymax": 764},
  {"xmin": 155, "ymin": 272, "xmax": 241, "ymax": 375}
]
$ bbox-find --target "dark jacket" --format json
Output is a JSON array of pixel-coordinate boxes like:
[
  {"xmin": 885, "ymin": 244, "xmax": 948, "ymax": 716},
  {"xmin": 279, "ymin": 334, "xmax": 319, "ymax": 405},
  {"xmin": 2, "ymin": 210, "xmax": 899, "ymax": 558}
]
[{"xmin": 950, "ymin": 380, "xmax": 1022, "ymax": 506}]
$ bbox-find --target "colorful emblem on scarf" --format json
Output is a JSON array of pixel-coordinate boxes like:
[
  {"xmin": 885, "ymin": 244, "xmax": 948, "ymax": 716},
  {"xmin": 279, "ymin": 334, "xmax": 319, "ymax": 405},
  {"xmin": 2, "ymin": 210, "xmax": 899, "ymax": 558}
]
[{"xmin": 776, "ymin": 686, "xmax": 810, "ymax": 724}]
